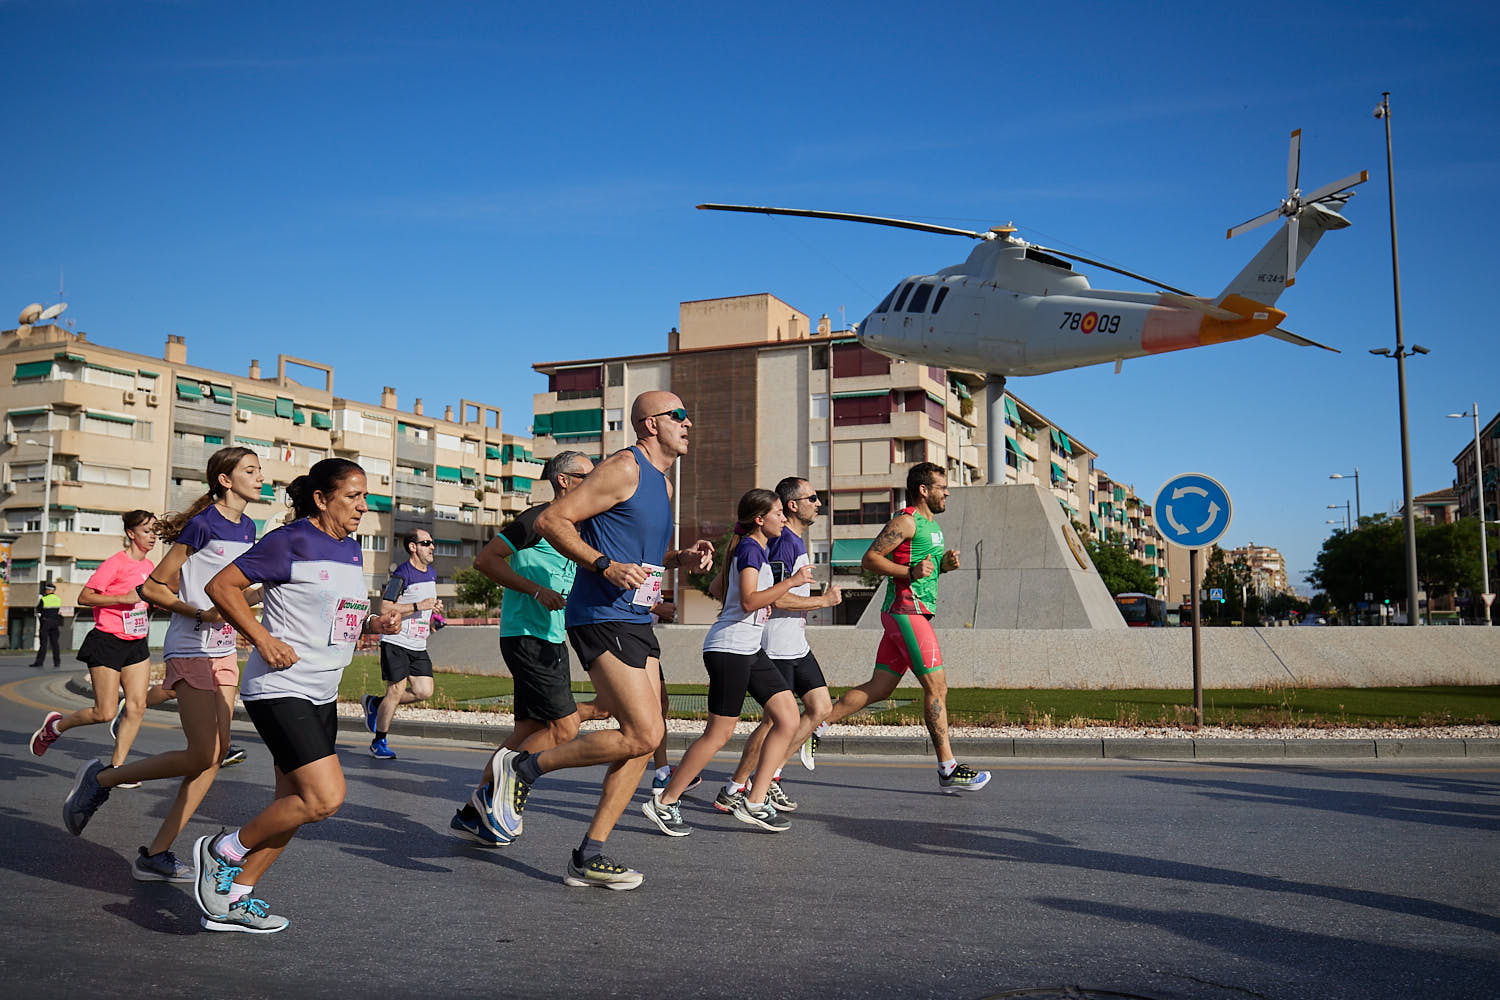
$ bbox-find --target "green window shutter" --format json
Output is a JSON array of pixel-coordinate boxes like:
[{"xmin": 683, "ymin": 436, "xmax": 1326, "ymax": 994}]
[
  {"xmin": 55, "ymin": 351, "xmax": 86, "ymax": 363},
  {"xmin": 16, "ymin": 361, "xmax": 54, "ymax": 380},
  {"xmin": 259, "ymin": 483, "xmax": 276, "ymax": 499},
  {"xmin": 88, "ymin": 362, "xmax": 135, "ymax": 377},
  {"xmin": 210, "ymin": 385, "xmax": 234, "ymax": 405},
  {"xmin": 831, "ymin": 538, "xmax": 876, "ymax": 566},
  {"xmin": 204, "ymin": 435, "xmax": 224, "ymax": 445},
  {"xmin": 436, "ymin": 465, "xmax": 462, "ymax": 483},
  {"xmin": 486, "ymin": 445, "xmax": 502, "ymax": 460},
  {"xmin": 365, "ymin": 494, "xmax": 393, "ymax": 512},
  {"xmin": 1050, "ymin": 461, "xmax": 1067, "ymax": 482},
  {"xmin": 6, "ymin": 406, "xmax": 48, "ymax": 416},
  {"xmin": 237, "ymin": 393, "xmax": 278, "ymax": 417},
  {"xmin": 832, "ymin": 390, "xmax": 890, "ymax": 399},
  {"xmin": 1003, "ymin": 397, "xmax": 1020, "ymax": 423},
  {"xmin": 292, "ymin": 409, "xmax": 306, "ymax": 425},
  {"xmin": 532, "ymin": 413, "xmax": 553, "ymax": 435},
  {"xmin": 252, "ymin": 519, "xmax": 266, "ymax": 533},
  {"xmin": 1004, "ymin": 435, "xmax": 1023, "ymax": 456},
  {"xmin": 76, "ymin": 559, "xmax": 104, "ymax": 571},
  {"xmin": 551, "ymin": 409, "xmax": 603, "ymax": 438},
  {"xmin": 1090, "ymin": 512, "xmax": 1101, "ymax": 532},
  {"xmin": 86, "ymin": 410, "xmax": 134, "ymax": 424},
  {"xmin": 176, "ymin": 378, "xmax": 203, "ymax": 400},
  {"xmin": 310, "ymin": 412, "xmax": 332, "ymax": 429},
  {"xmin": 1145, "ymin": 544, "xmax": 1157, "ymax": 557},
  {"xmin": 1058, "ymin": 431, "xmax": 1073, "ymax": 456},
  {"xmin": 137, "ymin": 369, "xmax": 159, "ymax": 378},
  {"xmin": 511, "ymin": 476, "xmax": 532, "ymax": 491},
  {"xmin": 275, "ymin": 397, "xmax": 294, "ymax": 419}
]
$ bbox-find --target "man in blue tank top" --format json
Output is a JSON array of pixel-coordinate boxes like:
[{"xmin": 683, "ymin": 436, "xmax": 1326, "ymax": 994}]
[{"xmin": 483, "ymin": 391, "xmax": 714, "ymax": 890}]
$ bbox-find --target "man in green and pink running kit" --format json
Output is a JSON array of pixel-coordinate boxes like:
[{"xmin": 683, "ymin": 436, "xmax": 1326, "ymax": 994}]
[{"xmin": 820, "ymin": 462, "xmax": 990, "ymax": 792}]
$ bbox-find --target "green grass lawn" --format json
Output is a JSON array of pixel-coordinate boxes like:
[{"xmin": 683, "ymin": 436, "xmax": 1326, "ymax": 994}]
[{"xmin": 340, "ymin": 657, "xmax": 1498, "ymax": 729}]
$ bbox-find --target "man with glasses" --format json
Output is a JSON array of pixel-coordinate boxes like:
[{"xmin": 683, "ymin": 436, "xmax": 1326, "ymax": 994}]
[
  {"xmin": 449, "ymin": 450, "xmax": 594, "ymax": 845},
  {"xmin": 484, "ymin": 392, "xmax": 714, "ymax": 890},
  {"xmin": 705, "ymin": 476, "xmax": 841, "ymax": 815},
  {"xmin": 362, "ymin": 528, "xmax": 443, "ymax": 759}
]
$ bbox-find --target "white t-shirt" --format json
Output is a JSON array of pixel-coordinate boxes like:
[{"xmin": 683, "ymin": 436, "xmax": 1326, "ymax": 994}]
[
  {"xmin": 703, "ymin": 535, "xmax": 773, "ymax": 656},
  {"xmin": 380, "ymin": 560, "xmax": 437, "ymax": 651},
  {"xmin": 762, "ymin": 528, "xmax": 812, "ymax": 660},
  {"xmin": 163, "ymin": 506, "xmax": 257, "ymax": 660}
]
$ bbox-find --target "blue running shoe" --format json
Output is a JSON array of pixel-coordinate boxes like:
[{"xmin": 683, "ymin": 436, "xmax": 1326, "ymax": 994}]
[
  {"xmin": 939, "ymin": 763, "xmax": 991, "ymax": 793},
  {"xmin": 361, "ymin": 694, "xmax": 381, "ymax": 735},
  {"xmin": 193, "ymin": 832, "xmax": 240, "ymax": 919},
  {"xmin": 650, "ymin": 765, "xmax": 701, "ymax": 795},
  {"xmin": 484, "ymin": 748, "xmax": 529, "ymax": 842},
  {"xmin": 63, "ymin": 759, "xmax": 111, "ymax": 836},
  {"xmin": 200, "ymin": 896, "xmax": 289, "ymax": 934},
  {"xmin": 369, "ymin": 737, "xmax": 396, "ymax": 760},
  {"xmin": 450, "ymin": 804, "xmax": 508, "ymax": 847}
]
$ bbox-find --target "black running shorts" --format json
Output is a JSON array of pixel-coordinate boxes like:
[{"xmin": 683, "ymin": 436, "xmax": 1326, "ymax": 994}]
[
  {"xmin": 771, "ymin": 650, "xmax": 828, "ymax": 698},
  {"xmin": 500, "ymin": 635, "xmax": 577, "ymax": 722},
  {"xmin": 243, "ymin": 696, "xmax": 338, "ymax": 774},
  {"xmin": 567, "ymin": 621, "xmax": 660, "ymax": 671},
  {"xmin": 380, "ymin": 644, "xmax": 433, "ymax": 683},
  {"xmin": 77, "ymin": 629, "xmax": 150, "ymax": 672},
  {"xmin": 703, "ymin": 649, "xmax": 791, "ymax": 717}
]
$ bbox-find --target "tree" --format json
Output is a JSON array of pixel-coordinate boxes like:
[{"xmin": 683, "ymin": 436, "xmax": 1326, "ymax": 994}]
[
  {"xmin": 686, "ymin": 528, "xmax": 737, "ymax": 598},
  {"xmin": 1202, "ymin": 546, "xmax": 1254, "ymax": 625},
  {"xmin": 1308, "ymin": 514, "xmax": 1490, "ymax": 617},
  {"xmin": 454, "ymin": 567, "xmax": 504, "ymax": 612},
  {"xmin": 1083, "ymin": 538, "xmax": 1157, "ymax": 596}
]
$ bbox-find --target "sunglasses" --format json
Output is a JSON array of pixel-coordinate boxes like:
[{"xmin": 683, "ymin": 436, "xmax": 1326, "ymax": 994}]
[
  {"xmin": 415, "ymin": 540, "xmax": 435, "ymax": 547},
  {"xmin": 649, "ymin": 407, "xmax": 689, "ymax": 423},
  {"xmin": 790, "ymin": 494, "xmax": 822, "ymax": 503}
]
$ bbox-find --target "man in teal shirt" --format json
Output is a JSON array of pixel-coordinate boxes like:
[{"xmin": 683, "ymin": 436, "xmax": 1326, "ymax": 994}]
[{"xmin": 450, "ymin": 451, "xmax": 594, "ymax": 845}]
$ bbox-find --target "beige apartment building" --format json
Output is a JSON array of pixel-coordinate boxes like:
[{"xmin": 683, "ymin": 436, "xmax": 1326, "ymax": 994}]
[
  {"xmin": 1091, "ymin": 471, "xmax": 1168, "ymax": 590},
  {"xmin": 1225, "ymin": 543, "xmax": 1292, "ymax": 598},
  {"xmin": 1, "ymin": 320, "xmax": 536, "ymax": 646},
  {"xmin": 530, "ymin": 293, "xmax": 1107, "ymax": 623},
  {"xmin": 1450, "ymin": 409, "xmax": 1498, "ymax": 525}
]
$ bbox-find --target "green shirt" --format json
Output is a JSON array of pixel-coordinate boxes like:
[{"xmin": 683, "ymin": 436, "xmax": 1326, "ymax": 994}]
[
  {"xmin": 497, "ymin": 504, "xmax": 576, "ymax": 644},
  {"xmin": 881, "ymin": 507, "xmax": 944, "ymax": 616}
]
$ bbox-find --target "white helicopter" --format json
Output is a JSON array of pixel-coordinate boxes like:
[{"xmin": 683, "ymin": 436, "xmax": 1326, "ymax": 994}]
[{"xmin": 700, "ymin": 130, "xmax": 1366, "ymax": 382}]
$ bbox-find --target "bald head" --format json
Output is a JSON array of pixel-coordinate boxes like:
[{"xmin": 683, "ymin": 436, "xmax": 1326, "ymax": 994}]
[{"xmin": 631, "ymin": 391, "xmax": 683, "ymax": 436}]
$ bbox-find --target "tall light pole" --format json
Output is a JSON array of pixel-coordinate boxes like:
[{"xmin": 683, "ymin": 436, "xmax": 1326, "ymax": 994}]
[
  {"xmin": 23, "ymin": 435, "xmax": 55, "ymax": 587},
  {"xmin": 1329, "ymin": 469, "xmax": 1361, "ymax": 522},
  {"xmin": 1371, "ymin": 91, "xmax": 1424, "ymax": 625},
  {"xmin": 1447, "ymin": 403, "xmax": 1493, "ymax": 625},
  {"xmin": 1327, "ymin": 501, "xmax": 1350, "ymax": 531}
]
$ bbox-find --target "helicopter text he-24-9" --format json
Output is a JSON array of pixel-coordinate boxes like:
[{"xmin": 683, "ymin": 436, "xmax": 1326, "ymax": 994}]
[{"xmin": 700, "ymin": 130, "xmax": 1366, "ymax": 382}]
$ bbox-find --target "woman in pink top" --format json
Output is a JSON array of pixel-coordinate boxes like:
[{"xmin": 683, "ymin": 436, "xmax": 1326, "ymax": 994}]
[{"xmin": 29, "ymin": 510, "xmax": 158, "ymax": 765}]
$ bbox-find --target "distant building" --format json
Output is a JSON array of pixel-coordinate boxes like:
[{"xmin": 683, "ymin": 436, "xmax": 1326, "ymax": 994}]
[
  {"xmin": 1089, "ymin": 471, "xmax": 1168, "ymax": 594},
  {"xmin": 1224, "ymin": 543, "xmax": 1292, "ymax": 598},
  {"xmin": 1, "ymin": 321, "xmax": 535, "ymax": 645},
  {"xmin": 1450, "ymin": 409, "xmax": 1499, "ymax": 524},
  {"xmin": 1408, "ymin": 487, "xmax": 1460, "ymax": 525}
]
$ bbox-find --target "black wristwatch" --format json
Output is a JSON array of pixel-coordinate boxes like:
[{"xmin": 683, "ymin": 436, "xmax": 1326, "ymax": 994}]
[{"xmin": 592, "ymin": 555, "xmax": 611, "ymax": 574}]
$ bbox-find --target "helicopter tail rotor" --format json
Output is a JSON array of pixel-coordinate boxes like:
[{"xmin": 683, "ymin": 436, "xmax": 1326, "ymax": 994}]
[{"xmin": 1225, "ymin": 129, "xmax": 1367, "ymax": 288}]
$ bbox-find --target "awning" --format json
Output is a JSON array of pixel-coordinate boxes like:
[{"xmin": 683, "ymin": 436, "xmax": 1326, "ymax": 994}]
[
  {"xmin": 259, "ymin": 483, "xmax": 276, "ymax": 499},
  {"xmin": 55, "ymin": 352, "xmax": 86, "ymax": 363},
  {"xmin": 1050, "ymin": 461, "xmax": 1067, "ymax": 483},
  {"xmin": 310, "ymin": 412, "xmax": 332, "ymax": 429},
  {"xmin": 485, "ymin": 445, "xmax": 501, "ymax": 460},
  {"xmin": 1057, "ymin": 430, "xmax": 1073, "ymax": 455},
  {"xmin": 508, "ymin": 476, "xmax": 533, "ymax": 491},
  {"xmin": 532, "ymin": 413, "xmax": 552, "ymax": 436},
  {"xmin": 237, "ymin": 393, "xmax": 277, "ymax": 417},
  {"xmin": 1090, "ymin": 511, "xmax": 1101, "ymax": 532},
  {"xmin": 15, "ymin": 361, "xmax": 53, "ymax": 380},
  {"xmin": 1004, "ymin": 435, "xmax": 1023, "ymax": 456},
  {"xmin": 75, "ymin": 559, "xmax": 103, "ymax": 571},
  {"xmin": 925, "ymin": 390, "xmax": 946, "ymax": 406},
  {"xmin": 275, "ymin": 397, "xmax": 294, "ymax": 419},
  {"xmin": 210, "ymin": 385, "xmax": 233, "ymax": 405},
  {"xmin": 89, "ymin": 362, "xmax": 134, "ymax": 377},
  {"xmin": 436, "ymin": 465, "xmax": 462, "ymax": 483},
  {"xmin": 292, "ymin": 409, "xmax": 306, "ymax": 425},
  {"xmin": 176, "ymin": 378, "xmax": 203, "ymax": 400},
  {"xmin": 365, "ymin": 494, "xmax": 393, "ymax": 512},
  {"xmin": 833, "ymin": 390, "xmax": 889, "ymax": 399},
  {"xmin": 86, "ymin": 410, "xmax": 134, "ymax": 424},
  {"xmin": 1003, "ymin": 396, "xmax": 1020, "ymax": 424},
  {"xmin": 6, "ymin": 406, "xmax": 49, "ymax": 416},
  {"xmin": 460, "ymin": 466, "xmax": 477, "ymax": 480},
  {"xmin": 551, "ymin": 409, "xmax": 603, "ymax": 435},
  {"xmin": 832, "ymin": 538, "xmax": 875, "ymax": 566},
  {"xmin": 137, "ymin": 369, "xmax": 159, "ymax": 378}
]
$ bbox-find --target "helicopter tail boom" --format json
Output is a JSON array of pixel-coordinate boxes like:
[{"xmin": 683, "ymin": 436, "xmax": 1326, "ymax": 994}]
[{"xmin": 1142, "ymin": 293, "xmax": 1285, "ymax": 355}]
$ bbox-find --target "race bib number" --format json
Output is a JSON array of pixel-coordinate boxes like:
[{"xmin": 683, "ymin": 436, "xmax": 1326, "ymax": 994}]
[
  {"xmin": 404, "ymin": 610, "xmax": 431, "ymax": 641},
  {"xmin": 631, "ymin": 564, "xmax": 665, "ymax": 607},
  {"xmin": 122, "ymin": 606, "xmax": 149, "ymax": 638},
  {"xmin": 754, "ymin": 605, "xmax": 771, "ymax": 626},
  {"xmin": 201, "ymin": 621, "xmax": 236, "ymax": 653},
  {"xmin": 330, "ymin": 597, "xmax": 370, "ymax": 646}
]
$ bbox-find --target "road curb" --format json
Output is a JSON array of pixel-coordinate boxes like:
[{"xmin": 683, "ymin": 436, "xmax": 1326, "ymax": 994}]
[{"xmin": 54, "ymin": 674, "xmax": 1498, "ymax": 760}]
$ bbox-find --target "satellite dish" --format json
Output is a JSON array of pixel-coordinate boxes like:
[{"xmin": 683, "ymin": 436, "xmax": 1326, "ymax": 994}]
[
  {"xmin": 18, "ymin": 303, "xmax": 43, "ymax": 324},
  {"xmin": 38, "ymin": 302, "xmax": 68, "ymax": 321}
]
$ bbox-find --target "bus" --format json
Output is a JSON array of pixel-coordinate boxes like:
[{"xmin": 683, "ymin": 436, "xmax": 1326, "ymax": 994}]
[{"xmin": 1114, "ymin": 592, "xmax": 1167, "ymax": 627}]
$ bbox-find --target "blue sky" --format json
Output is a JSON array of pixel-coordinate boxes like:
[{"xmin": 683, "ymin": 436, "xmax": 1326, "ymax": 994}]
[{"xmin": 4, "ymin": 1, "xmax": 1496, "ymax": 593}]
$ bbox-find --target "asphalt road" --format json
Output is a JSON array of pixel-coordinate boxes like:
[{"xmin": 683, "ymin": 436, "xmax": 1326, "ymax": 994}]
[{"xmin": 1, "ymin": 659, "xmax": 1496, "ymax": 1000}]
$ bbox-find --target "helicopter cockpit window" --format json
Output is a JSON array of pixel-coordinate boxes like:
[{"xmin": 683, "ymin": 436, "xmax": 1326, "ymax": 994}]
[
  {"xmin": 892, "ymin": 283, "xmax": 914, "ymax": 311},
  {"xmin": 875, "ymin": 286, "xmax": 898, "ymax": 313},
  {"xmin": 907, "ymin": 284, "xmax": 933, "ymax": 313},
  {"xmin": 931, "ymin": 287, "xmax": 950, "ymax": 313}
]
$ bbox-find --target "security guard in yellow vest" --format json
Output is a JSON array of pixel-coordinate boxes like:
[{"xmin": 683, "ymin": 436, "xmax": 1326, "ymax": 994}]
[{"xmin": 31, "ymin": 582, "xmax": 62, "ymax": 669}]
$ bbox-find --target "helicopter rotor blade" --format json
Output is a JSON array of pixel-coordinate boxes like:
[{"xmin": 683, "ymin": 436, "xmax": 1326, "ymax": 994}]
[
  {"xmin": 1302, "ymin": 170, "xmax": 1369, "ymax": 205},
  {"xmin": 696, "ymin": 204, "xmax": 990, "ymax": 240},
  {"xmin": 1028, "ymin": 244, "xmax": 1194, "ymax": 296},
  {"xmin": 1226, "ymin": 207, "xmax": 1281, "ymax": 240},
  {"xmin": 1285, "ymin": 213, "xmax": 1300, "ymax": 288},
  {"xmin": 1287, "ymin": 128, "xmax": 1302, "ymax": 197}
]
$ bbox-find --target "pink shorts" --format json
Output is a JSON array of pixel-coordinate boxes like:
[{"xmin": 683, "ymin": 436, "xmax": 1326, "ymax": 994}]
[{"xmin": 163, "ymin": 656, "xmax": 241, "ymax": 691}]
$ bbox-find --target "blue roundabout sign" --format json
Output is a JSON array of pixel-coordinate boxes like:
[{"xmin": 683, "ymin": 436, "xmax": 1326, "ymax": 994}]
[{"xmin": 1154, "ymin": 473, "xmax": 1233, "ymax": 550}]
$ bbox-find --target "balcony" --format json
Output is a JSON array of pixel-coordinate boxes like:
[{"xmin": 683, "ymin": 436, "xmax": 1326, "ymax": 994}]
[
  {"xmin": 394, "ymin": 473, "xmax": 432, "ymax": 500},
  {"xmin": 396, "ymin": 434, "xmax": 434, "ymax": 465}
]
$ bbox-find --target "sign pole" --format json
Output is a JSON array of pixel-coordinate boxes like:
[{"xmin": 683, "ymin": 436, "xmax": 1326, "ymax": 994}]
[{"xmin": 1190, "ymin": 547, "xmax": 1203, "ymax": 726}]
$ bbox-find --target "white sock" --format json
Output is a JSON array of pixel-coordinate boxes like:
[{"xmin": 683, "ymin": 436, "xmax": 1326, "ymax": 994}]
[
  {"xmin": 227, "ymin": 882, "xmax": 254, "ymax": 903},
  {"xmin": 814, "ymin": 721, "xmax": 829, "ymax": 736},
  {"xmin": 773, "ymin": 767, "xmax": 783, "ymax": 781},
  {"xmin": 726, "ymin": 780, "xmax": 746, "ymax": 795},
  {"xmin": 938, "ymin": 759, "xmax": 958, "ymax": 777},
  {"xmin": 655, "ymin": 765, "xmax": 672, "ymax": 781},
  {"xmin": 220, "ymin": 829, "xmax": 250, "ymax": 862}
]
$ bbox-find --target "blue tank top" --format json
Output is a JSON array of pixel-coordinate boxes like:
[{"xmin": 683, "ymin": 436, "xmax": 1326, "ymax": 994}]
[{"xmin": 566, "ymin": 446, "xmax": 674, "ymax": 626}]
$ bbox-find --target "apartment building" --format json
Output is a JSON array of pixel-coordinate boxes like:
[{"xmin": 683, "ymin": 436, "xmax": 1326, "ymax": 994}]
[
  {"xmin": 1225, "ymin": 543, "xmax": 1292, "ymax": 598},
  {"xmin": 530, "ymin": 293, "xmax": 1110, "ymax": 623},
  {"xmin": 1, "ymin": 321, "xmax": 536, "ymax": 646},
  {"xmin": 1451, "ymin": 408, "xmax": 1499, "ymax": 524},
  {"xmin": 1091, "ymin": 471, "xmax": 1168, "ymax": 590}
]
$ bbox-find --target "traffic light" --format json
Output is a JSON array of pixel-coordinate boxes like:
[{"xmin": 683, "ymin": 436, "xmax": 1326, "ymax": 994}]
[{"xmin": 1383, "ymin": 597, "xmax": 1391, "ymax": 606}]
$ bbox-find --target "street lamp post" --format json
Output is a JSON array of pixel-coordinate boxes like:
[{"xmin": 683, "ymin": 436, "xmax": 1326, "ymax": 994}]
[
  {"xmin": 1327, "ymin": 501, "xmax": 1350, "ymax": 531},
  {"xmin": 1371, "ymin": 91, "xmax": 1424, "ymax": 625},
  {"xmin": 1329, "ymin": 469, "xmax": 1361, "ymax": 522},
  {"xmin": 1447, "ymin": 403, "xmax": 1493, "ymax": 625},
  {"xmin": 22, "ymin": 435, "xmax": 55, "ymax": 588}
]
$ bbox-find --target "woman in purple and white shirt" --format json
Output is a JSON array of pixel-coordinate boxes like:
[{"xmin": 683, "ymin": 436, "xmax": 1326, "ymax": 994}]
[{"xmin": 192, "ymin": 459, "xmax": 401, "ymax": 934}]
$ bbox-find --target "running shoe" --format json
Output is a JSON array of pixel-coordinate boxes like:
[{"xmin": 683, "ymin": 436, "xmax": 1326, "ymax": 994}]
[
  {"xmin": 938, "ymin": 763, "xmax": 991, "ymax": 793},
  {"xmin": 193, "ymin": 831, "xmax": 240, "ymax": 919},
  {"xmin": 30, "ymin": 711, "xmax": 63, "ymax": 757},
  {"xmin": 220, "ymin": 745, "xmax": 247, "ymax": 768},
  {"xmin": 467, "ymin": 785, "xmax": 513, "ymax": 845},
  {"xmin": 799, "ymin": 733, "xmax": 819, "ymax": 771},
  {"xmin": 564, "ymin": 851, "xmax": 644, "ymax": 891},
  {"xmin": 133, "ymin": 846, "xmax": 194, "ymax": 883},
  {"xmin": 641, "ymin": 791, "xmax": 693, "ymax": 837},
  {"xmin": 369, "ymin": 737, "xmax": 397, "ymax": 760},
  {"xmin": 483, "ymin": 748, "xmax": 529, "ymax": 841},
  {"xmin": 764, "ymin": 779, "xmax": 799, "ymax": 812},
  {"xmin": 731, "ymin": 798, "xmax": 790, "ymax": 833},
  {"xmin": 361, "ymin": 694, "xmax": 382, "ymax": 734},
  {"xmin": 650, "ymin": 765, "xmax": 702, "ymax": 795},
  {"xmin": 200, "ymin": 896, "xmax": 289, "ymax": 934},
  {"xmin": 712, "ymin": 786, "xmax": 747, "ymax": 814},
  {"xmin": 450, "ymin": 804, "xmax": 508, "ymax": 847},
  {"xmin": 63, "ymin": 759, "xmax": 111, "ymax": 836},
  {"xmin": 109, "ymin": 699, "xmax": 126, "ymax": 741}
]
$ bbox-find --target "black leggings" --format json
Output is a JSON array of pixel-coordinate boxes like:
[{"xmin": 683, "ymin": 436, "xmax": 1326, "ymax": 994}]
[{"xmin": 703, "ymin": 649, "xmax": 791, "ymax": 717}]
